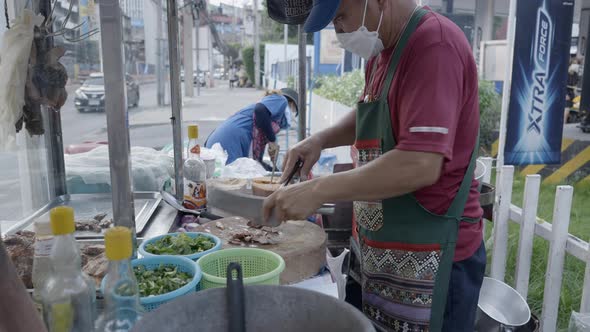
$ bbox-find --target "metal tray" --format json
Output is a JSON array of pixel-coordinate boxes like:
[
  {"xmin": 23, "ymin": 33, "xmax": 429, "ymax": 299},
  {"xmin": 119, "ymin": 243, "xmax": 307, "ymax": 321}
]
[{"xmin": 4, "ymin": 192, "xmax": 162, "ymax": 238}]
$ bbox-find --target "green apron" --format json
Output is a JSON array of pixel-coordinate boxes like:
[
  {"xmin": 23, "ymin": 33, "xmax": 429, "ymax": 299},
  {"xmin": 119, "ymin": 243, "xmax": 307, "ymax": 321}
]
[{"xmin": 353, "ymin": 8, "xmax": 479, "ymax": 332}]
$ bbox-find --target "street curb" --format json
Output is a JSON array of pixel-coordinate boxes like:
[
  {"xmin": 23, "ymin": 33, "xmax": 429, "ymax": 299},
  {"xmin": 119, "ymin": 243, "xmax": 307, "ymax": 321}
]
[{"xmin": 127, "ymin": 117, "xmax": 228, "ymax": 129}]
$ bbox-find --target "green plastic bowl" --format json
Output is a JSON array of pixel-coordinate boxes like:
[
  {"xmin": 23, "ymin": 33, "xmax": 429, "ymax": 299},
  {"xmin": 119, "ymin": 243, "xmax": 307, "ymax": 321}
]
[{"xmin": 198, "ymin": 248, "xmax": 285, "ymax": 289}]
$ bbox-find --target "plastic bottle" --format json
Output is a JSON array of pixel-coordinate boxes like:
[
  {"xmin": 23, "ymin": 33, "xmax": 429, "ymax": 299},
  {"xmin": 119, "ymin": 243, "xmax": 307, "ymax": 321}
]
[
  {"xmin": 95, "ymin": 226, "xmax": 143, "ymax": 331},
  {"xmin": 32, "ymin": 221, "xmax": 54, "ymax": 320},
  {"xmin": 183, "ymin": 124, "xmax": 207, "ymax": 211},
  {"xmin": 40, "ymin": 206, "xmax": 96, "ymax": 332}
]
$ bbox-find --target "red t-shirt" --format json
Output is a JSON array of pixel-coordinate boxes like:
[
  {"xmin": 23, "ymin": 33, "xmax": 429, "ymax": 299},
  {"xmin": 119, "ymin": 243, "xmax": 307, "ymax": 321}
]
[{"xmin": 363, "ymin": 10, "xmax": 483, "ymax": 261}]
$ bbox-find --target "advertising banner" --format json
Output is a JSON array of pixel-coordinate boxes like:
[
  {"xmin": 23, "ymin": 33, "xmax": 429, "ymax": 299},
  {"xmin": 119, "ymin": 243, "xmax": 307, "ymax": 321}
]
[{"xmin": 504, "ymin": 0, "xmax": 574, "ymax": 165}]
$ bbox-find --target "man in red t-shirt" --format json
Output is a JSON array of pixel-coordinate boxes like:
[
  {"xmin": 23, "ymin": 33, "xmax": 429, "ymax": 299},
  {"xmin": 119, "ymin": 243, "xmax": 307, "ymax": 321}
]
[{"xmin": 263, "ymin": 0, "xmax": 484, "ymax": 331}]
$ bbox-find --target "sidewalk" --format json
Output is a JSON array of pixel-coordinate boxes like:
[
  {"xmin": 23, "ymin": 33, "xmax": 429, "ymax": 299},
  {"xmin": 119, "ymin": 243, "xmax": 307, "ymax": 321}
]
[{"xmin": 129, "ymin": 83, "xmax": 265, "ymax": 127}]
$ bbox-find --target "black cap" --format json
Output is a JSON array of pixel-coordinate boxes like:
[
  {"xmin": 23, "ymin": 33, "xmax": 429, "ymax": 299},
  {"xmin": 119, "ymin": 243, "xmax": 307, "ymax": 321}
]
[
  {"xmin": 267, "ymin": 0, "xmax": 313, "ymax": 25},
  {"xmin": 280, "ymin": 88, "xmax": 299, "ymax": 114},
  {"xmin": 304, "ymin": 0, "xmax": 342, "ymax": 33}
]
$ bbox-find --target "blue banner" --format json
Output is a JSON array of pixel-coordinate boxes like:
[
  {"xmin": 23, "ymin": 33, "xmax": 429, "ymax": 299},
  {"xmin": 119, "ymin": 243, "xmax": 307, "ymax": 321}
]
[{"xmin": 504, "ymin": 0, "xmax": 574, "ymax": 165}]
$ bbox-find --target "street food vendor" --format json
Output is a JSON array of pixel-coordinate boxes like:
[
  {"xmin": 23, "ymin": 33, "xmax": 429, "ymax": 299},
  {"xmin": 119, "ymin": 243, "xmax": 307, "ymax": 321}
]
[
  {"xmin": 263, "ymin": 1, "xmax": 484, "ymax": 331},
  {"xmin": 204, "ymin": 88, "xmax": 299, "ymax": 171}
]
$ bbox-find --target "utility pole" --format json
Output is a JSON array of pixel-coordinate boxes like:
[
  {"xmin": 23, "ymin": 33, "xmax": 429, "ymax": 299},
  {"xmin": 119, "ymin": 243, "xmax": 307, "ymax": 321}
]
[
  {"xmin": 473, "ymin": 0, "xmax": 495, "ymax": 68},
  {"xmin": 232, "ymin": 0, "xmax": 237, "ymax": 42},
  {"xmin": 253, "ymin": 0, "xmax": 260, "ymax": 88},
  {"xmin": 196, "ymin": 9, "xmax": 201, "ymax": 96},
  {"xmin": 165, "ymin": 0, "xmax": 184, "ymax": 201},
  {"xmin": 156, "ymin": 0, "xmax": 165, "ymax": 105},
  {"xmin": 283, "ymin": 24, "xmax": 288, "ymax": 79},
  {"xmin": 208, "ymin": 20, "xmax": 215, "ymax": 88},
  {"xmin": 183, "ymin": 7, "xmax": 195, "ymax": 97},
  {"xmin": 297, "ymin": 25, "xmax": 306, "ymax": 141}
]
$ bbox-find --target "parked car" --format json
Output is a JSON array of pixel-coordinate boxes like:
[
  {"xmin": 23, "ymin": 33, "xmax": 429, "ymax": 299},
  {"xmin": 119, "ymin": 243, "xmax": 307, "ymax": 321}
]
[{"xmin": 75, "ymin": 73, "xmax": 140, "ymax": 112}]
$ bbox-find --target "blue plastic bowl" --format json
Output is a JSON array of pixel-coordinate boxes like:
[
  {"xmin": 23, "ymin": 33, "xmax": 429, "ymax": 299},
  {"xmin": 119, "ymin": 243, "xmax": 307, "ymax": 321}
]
[
  {"xmin": 138, "ymin": 232, "xmax": 222, "ymax": 261},
  {"xmin": 101, "ymin": 256, "xmax": 202, "ymax": 312}
]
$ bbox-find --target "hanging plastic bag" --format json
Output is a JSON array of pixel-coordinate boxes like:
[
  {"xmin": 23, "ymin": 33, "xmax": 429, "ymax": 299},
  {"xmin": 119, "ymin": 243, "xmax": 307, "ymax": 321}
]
[
  {"xmin": 569, "ymin": 312, "xmax": 590, "ymax": 332},
  {"xmin": 207, "ymin": 143, "xmax": 228, "ymax": 178},
  {"xmin": 325, "ymin": 248, "xmax": 349, "ymax": 301},
  {"xmin": 65, "ymin": 146, "xmax": 173, "ymax": 192},
  {"xmin": 0, "ymin": 10, "xmax": 44, "ymax": 151},
  {"xmin": 221, "ymin": 157, "xmax": 267, "ymax": 179}
]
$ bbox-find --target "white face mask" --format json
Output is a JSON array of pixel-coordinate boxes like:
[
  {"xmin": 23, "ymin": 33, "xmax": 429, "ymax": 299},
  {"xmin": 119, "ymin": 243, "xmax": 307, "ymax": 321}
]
[{"xmin": 336, "ymin": 0, "xmax": 384, "ymax": 60}]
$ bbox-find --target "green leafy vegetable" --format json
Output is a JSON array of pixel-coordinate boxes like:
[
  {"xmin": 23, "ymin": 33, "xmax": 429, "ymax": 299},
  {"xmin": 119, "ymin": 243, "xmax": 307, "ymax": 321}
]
[
  {"xmin": 145, "ymin": 233, "xmax": 215, "ymax": 255},
  {"xmin": 134, "ymin": 264, "xmax": 192, "ymax": 297}
]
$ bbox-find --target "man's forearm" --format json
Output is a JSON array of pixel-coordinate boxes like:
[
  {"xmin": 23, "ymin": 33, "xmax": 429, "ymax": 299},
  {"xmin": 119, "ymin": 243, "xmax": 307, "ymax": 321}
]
[
  {"xmin": 313, "ymin": 149, "xmax": 443, "ymax": 203},
  {"xmin": 316, "ymin": 109, "xmax": 356, "ymax": 149}
]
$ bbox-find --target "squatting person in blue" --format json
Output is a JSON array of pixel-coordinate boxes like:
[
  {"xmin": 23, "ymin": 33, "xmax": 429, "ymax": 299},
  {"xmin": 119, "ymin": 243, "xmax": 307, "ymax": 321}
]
[{"xmin": 204, "ymin": 88, "xmax": 299, "ymax": 171}]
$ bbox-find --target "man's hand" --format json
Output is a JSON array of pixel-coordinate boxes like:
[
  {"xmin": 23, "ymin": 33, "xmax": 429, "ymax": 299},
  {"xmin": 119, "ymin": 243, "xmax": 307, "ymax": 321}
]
[
  {"xmin": 281, "ymin": 135, "xmax": 323, "ymax": 182},
  {"xmin": 280, "ymin": 109, "xmax": 356, "ymax": 181},
  {"xmin": 263, "ymin": 179, "xmax": 324, "ymax": 222},
  {"xmin": 268, "ymin": 142, "xmax": 280, "ymax": 164}
]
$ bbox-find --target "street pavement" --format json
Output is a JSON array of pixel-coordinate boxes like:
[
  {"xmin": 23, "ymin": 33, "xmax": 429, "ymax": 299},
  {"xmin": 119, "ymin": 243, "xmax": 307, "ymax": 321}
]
[{"xmin": 563, "ymin": 123, "xmax": 590, "ymax": 142}]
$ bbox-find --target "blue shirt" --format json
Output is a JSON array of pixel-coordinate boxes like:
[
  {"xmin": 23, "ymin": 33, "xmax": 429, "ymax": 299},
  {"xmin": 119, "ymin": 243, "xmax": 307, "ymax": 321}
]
[{"xmin": 205, "ymin": 94, "xmax": 290, "ymax": 164}]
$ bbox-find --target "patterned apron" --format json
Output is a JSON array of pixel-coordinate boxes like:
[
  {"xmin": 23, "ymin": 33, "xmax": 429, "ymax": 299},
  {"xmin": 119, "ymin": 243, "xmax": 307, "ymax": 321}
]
[{"xmin": 353, "ymin": 8, "xmax": 479, "ymax": 332}]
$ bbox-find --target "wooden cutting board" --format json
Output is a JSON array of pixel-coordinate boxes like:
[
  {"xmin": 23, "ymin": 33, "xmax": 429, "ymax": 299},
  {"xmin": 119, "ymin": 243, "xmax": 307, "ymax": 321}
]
[{"xmin": 197, "ymin": 216, "xmax": 327, "ymax": 285}]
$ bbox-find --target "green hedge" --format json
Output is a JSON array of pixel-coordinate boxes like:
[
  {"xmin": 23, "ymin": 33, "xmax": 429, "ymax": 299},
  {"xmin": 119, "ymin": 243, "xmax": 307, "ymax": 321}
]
[
  {"xmin": 314, "ymin": 70, "xmax": 365, "ymax": 108},
  {"xmin": 243, "ymin": 44, "xmax": 265, "ymax": 86},
  {"xmin": 313, "ymin": 71, "xmax": 502, "ymax": 153},
  {"xmin": 478, "ymin": 80, "xmax": 502, "ymax": 153}
]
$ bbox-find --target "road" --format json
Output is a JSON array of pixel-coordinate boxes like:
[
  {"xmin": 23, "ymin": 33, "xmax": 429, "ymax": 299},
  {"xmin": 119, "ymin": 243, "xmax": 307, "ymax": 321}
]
[
  {"xmin": 61, "ymin": 82, "xmax": 168, "ymax": 148},
  {"xmin": 59, "ymin": 82, "xmax": 231, "ymax": 149}
]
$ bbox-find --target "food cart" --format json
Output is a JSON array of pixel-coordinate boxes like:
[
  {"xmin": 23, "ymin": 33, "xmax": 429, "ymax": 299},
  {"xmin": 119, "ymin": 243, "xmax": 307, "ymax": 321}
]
[
  {"xmin": 1, "ymin": 0, "xmax": 339, "ymax": 318},
  {"xmin": 0, "ymin": 0, "xmax": 509, "ymax": 331}
]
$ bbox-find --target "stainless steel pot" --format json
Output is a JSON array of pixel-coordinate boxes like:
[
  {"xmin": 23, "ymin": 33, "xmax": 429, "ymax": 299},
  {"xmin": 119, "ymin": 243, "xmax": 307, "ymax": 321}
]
[
  {"xmin": 480, "ymin": 182, "xmax": 495, "ymax": 207},
  {"xmin": 131, "ymin": 285, "xmax": 375, "ymax": 332},
  {"xmin": 476, "ymin": 277, "xmax": 531, "ymax": 332},
  {"xmin": 475, "ymin": 159, "xmax": 487, "ymax": 191}
]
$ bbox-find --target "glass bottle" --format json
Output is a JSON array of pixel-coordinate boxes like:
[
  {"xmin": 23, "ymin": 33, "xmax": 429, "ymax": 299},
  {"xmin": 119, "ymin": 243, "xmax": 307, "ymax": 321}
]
[
  {"xmin": 32, "ymin": 221, "xmax": 55, "ymax": 320},
  {"xmin": 40, "ymin": 206, "xmax": 96, "ymax": 332},
  {"xmin": 95, "ymin": 226, "xmax": 143, "ymax": 331},
  {"xmin": 183, "ymin": 124, "xmax": 207, "ymax": 211}
]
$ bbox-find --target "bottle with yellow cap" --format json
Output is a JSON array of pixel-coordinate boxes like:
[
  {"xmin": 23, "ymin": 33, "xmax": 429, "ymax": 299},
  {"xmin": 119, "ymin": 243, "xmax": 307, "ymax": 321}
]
[
  {"xmin": 95, "ymin": 226, "xmax": 143, "ymax": 331},
  {"xmin": 183, "ymin": 124, "xmax": 207, "ymax": 210},
  {"xmin": 40, "ymin": 206, "xmax": 96, "ymax": 332},
  {"xmin": 32, "ymin": 221, "xmax": 55, "ymax": 320}
]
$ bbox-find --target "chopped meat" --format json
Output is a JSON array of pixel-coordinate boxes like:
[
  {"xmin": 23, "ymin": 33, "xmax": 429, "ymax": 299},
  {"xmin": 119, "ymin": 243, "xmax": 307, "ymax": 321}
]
[
  {"xmin": 229, "ymin": 225, "xmax": 281, "ymax": 246},
  {"xmin": 82, "ymin": 253, "xmax": 108, "ymax": 287},
  {"xmin": 93, "ymin": 213, "xmax": 108, "ymax": 222},
  {"xmin": 75, "ymin": 218, "xmax": 112, "ymax": 233},
  {"xmin": 246, "ymin": 221, "xmax": 262, "ymax": 229},
  {"xmin": 3, "ymin": 233, "xmax": 107, "ymax": 289},
  {"xmin": 82, "ymin": 244, "xmax": 105, "ymax": 257},
  {"xmin": 215, "ymin": 221, "xmax": 225, "ymax": 230},
  {"xmin": 3, "ymin": 231, "xmax": 35, "ymax": 288}
]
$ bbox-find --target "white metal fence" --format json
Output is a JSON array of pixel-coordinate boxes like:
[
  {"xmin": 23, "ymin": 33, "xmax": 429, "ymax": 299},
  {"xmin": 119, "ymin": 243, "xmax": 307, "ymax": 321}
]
[{"xmin": 490, "ymin": 165, "xmax": 588, "ymax": 330}]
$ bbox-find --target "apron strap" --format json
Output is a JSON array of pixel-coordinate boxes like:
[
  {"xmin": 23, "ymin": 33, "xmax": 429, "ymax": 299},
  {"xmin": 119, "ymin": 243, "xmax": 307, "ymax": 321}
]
[
  {"xmin": 379, "ymin": 7, "xmax": 429, "ymax": 100},
  {"xmin": 446, "ymin": 130, "xmax": 480, "ymax": 221}
]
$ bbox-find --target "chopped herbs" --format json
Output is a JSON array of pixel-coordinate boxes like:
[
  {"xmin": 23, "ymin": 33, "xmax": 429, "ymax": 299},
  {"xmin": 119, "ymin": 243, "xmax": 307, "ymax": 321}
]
[
  {"xmin": 145, "ymin": 233, "xmax": 215, "ymax": 256},
  {"xmin": 134, "ymin": 265, "xmax": 192, "ymax": 297}
]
